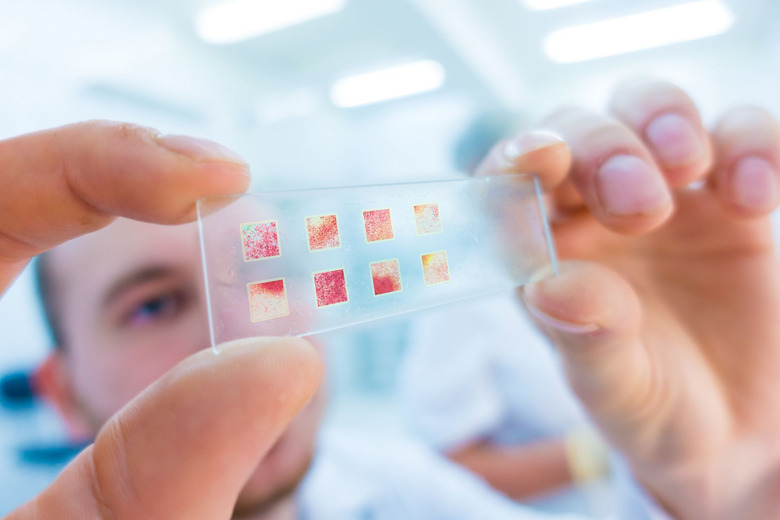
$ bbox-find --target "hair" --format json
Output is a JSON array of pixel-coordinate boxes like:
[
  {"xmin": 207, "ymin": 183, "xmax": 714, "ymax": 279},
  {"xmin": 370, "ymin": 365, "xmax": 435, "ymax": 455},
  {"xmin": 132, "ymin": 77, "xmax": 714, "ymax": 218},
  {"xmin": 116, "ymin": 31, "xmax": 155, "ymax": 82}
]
[{"xmin": 33, "ymin": 253, "xmax": 65, "ymax": 349}]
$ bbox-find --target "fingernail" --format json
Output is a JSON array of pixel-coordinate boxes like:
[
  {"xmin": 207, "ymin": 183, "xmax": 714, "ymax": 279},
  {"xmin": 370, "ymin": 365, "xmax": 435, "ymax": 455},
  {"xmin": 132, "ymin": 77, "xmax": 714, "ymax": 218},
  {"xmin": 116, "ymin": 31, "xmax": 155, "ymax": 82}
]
[
  {"xmin": 503, "ymin": 130, "xmax": 565, "ymax": 165},
  {"xmin": 731, "ymin": 156, "xmax": 780, "ymax": 211},
  {"xmin": 596, "ymin": 155, "xmax": 671, "ymax": 216},
  {"xmin": 525, "ymin": 301, "xmax": 599, "ymax": 335},
  {"xmin": 158, "ymin": 134, "xmax": 248, "ymax": 166},
  {"xmin": 645, "ymin": 113, "xmax": 706, "ymax": 168}
]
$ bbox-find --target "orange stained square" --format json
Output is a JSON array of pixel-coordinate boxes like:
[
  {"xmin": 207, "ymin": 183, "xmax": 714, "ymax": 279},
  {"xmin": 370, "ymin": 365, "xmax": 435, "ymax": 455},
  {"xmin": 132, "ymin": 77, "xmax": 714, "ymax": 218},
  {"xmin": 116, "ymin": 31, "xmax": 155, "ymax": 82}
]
[
  {"xmin": 413, "ymin": 203, "xmax": 442, "ymax": 235},
  {"xmin": 306, "ymin": 214, "xmax": 341, "ymax": 251},
  {"xmin": 421, "ymin": 251, "xmax": 450, "ymax": 285}
]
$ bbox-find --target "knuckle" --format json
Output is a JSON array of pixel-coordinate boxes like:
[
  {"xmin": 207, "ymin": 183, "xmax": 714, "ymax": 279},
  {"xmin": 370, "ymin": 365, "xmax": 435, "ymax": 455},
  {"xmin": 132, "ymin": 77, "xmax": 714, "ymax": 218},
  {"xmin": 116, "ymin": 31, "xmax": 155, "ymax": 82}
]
[
  {"xmin": 717, "ymin": 105, "xmax": 779, "ymax": 134},
  {"xmin": 569, "ymin": 118, "xmax": 648, "ymax": 174},
  {"xmin": 611, "ymin": 79, "xmax": 698, "ymax": 127}
]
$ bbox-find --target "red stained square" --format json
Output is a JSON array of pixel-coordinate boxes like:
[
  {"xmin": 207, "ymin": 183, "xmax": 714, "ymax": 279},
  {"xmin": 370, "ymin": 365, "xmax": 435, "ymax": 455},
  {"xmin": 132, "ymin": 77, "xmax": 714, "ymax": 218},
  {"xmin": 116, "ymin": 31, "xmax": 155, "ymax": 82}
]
[
  {"xmin": 306, "ymin": 214, "xmax": 341, "ymax": 251},
  {"xmin": 421, "ymin": 251, "xmax": 450, "ymax": 285},
  {"xmin": 241, "ymin": 221, "xmax": 281, "ymax": 261},
  {"xmin": 413, "ymin": 203, "xmax": 443, "ymax": 235},
  {"xmin": 247, "ymin": 278, "xmax": 289, "ymax": 322},
  {"xmin": 363, "ymin": 208, "xmax": 394, "ymax": 242},
  {"xmin": 313, "ymin": 268, "xmax": 349, "ymax": 307},
  {"xmin": 370, "ymin": 259, "xmax": 402, "ymax": 296}
]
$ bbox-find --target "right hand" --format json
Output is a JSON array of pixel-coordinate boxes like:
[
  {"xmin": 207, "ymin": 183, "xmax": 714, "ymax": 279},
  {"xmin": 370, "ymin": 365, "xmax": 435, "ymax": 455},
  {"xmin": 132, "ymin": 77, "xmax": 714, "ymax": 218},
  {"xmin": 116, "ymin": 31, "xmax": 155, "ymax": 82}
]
[{"xmin": 479, "ymin": 80, "xmax": 780, "ymax": 519}]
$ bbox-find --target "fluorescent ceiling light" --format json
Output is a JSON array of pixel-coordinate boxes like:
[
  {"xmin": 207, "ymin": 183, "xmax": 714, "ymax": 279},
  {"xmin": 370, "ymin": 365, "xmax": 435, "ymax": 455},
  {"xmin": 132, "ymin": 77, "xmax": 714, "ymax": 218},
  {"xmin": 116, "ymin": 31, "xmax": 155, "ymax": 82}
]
[
  {"xmin": 196, "ymin": 0, "xmax": 347, "ymax": 44},
  {"xmin": 544, "ymin": 0, "xmax": 734, "ymax": 63},
  {"xmin": 330, "ymin": 60, "xmax": 446, "ymax": 108},
  {"xmin": 521, "ymin": 0, "xmax": 594, "ymax": 11}
]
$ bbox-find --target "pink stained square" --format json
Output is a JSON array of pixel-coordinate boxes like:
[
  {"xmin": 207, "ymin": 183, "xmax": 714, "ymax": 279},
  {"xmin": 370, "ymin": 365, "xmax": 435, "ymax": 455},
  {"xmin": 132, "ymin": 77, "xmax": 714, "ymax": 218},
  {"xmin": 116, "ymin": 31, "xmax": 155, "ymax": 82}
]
[
  {"xmin": 313, "ymin": 268, "xmax": 349, "ymax": 307},
  {"xmin": 241, "ymin": 221, "xmax": 281, "ymax": 261},
  {"xmin": 363, "ymin": 208, "xmax": 394, "ymax": 242},
  {"xmin": 370, "ymin": 259, "xmax": 402, "ymax": 296}
]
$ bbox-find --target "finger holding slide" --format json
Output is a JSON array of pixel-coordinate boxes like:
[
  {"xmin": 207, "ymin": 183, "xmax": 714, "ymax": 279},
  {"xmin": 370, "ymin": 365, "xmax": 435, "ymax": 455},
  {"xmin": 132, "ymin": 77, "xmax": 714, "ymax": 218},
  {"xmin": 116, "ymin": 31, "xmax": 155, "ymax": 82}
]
[
  {"xmin": 472, "ymin": 130, "xmax": 572, "ymax": 191},
  {"xmin": 7, "ymin": 337, "xmax": 323, "ymax": 520},
  {"xmin": 0, "ymin": 120, "xmax": 251, "ymax": 291},
  {"xmin": 711, "ymin": 106, "xmax": 780, "ymax": 218},
  {"xmin": 521, "ymin": 261, "xmax": 654, "ymax": 429},
  {"xmin": 609, "ymin": 80, "xmax": 713, "ymax": 187}
]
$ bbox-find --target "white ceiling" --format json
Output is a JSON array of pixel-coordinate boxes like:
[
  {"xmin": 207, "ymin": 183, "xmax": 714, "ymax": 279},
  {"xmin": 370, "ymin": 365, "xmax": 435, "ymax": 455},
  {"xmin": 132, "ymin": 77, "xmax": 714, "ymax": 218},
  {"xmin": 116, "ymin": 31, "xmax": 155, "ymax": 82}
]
[{"xmin": 0, "ymin": 0, "xmax": 778, "ymax": 184}]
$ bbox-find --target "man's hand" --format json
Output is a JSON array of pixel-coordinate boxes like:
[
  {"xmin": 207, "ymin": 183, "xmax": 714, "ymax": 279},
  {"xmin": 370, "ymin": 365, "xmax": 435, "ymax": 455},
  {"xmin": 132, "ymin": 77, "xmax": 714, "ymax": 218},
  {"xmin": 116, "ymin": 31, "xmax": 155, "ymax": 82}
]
[
  {"xmin": 480, "ymin": 80, "xmax": 780, "ymax": 519},
  {"xmin": 0, "ymin": 121, "xmax": 323, "ymax": 519}
]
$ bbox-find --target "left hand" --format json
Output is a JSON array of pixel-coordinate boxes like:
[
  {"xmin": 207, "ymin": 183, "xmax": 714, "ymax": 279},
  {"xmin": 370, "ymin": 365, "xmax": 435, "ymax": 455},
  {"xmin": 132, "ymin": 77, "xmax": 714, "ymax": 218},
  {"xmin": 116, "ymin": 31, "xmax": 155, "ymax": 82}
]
[{"xmin": 0, "ymin": 121, "xmax": 323, "ymax": 519}]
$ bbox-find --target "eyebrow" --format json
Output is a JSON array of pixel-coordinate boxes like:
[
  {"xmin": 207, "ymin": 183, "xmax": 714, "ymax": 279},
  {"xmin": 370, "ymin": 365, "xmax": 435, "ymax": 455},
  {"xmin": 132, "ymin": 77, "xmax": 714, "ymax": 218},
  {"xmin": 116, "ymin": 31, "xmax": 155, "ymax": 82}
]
[{"xmin": 100, "ymin": 265, "xmax": 182, "ymax": 308}]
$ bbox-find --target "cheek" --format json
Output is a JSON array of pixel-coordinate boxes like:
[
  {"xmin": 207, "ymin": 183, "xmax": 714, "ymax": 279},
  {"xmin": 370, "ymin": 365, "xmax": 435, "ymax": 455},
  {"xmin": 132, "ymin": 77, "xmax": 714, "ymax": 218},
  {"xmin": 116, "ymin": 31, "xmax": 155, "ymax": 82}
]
[
  {"xmin": 69, "ymin": 318, "xmax": 208, "ymax": 423},
  {"xmin": 71, "ymin": 352, "xmax": 157, "ymax": 422}
]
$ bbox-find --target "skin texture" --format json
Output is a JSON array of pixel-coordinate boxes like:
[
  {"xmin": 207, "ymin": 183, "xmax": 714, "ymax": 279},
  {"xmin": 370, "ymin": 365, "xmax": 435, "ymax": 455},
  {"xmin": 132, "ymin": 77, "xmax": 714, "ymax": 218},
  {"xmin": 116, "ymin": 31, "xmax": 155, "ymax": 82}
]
[
  {"xmin": 449, "ymin": 439, "xmax": 574, "ymax": 499},
  {"xmin": 0, "ymin": 79, "xmax": 779, "ymax": 519}
]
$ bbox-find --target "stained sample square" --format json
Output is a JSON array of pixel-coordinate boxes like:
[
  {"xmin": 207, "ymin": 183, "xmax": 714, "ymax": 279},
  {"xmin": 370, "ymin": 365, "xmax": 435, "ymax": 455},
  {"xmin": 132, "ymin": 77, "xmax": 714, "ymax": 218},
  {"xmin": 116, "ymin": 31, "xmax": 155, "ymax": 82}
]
[
  {"xmin": 247, "ymin": 278, "xmax": 289, "ymax": 323},
  {"xmin": 306, "ymin": 214, "xmax": 341, "ymax": 251},
  {"xmin": 363, "ymin": 208, "xmax": 394, "ymax": 242},
  {"xmin": 241, "ymin": 221, "xmax": 281, "ymax": 262},
  {"xmin": 413, "ymin": 203, "xmax": 443, "ymax": 235},
  {"xmin": 370, "ymin": 259, "xmax": 402, "ymax": 296},
  {"xmin": 313, "ymin": 268, "xmax": 349, "ymax": 307},
  {"xmin": 421, "ymin": 251, "xmax": 450, "ymax": 285}
]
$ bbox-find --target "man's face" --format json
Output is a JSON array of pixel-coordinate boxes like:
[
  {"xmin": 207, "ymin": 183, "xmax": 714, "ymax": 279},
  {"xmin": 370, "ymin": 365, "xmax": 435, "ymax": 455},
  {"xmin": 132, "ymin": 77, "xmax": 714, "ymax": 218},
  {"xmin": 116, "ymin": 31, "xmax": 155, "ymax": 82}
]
[{"xmin": 41, "ymin": 218, "xmax": 326, "ymax": 514}]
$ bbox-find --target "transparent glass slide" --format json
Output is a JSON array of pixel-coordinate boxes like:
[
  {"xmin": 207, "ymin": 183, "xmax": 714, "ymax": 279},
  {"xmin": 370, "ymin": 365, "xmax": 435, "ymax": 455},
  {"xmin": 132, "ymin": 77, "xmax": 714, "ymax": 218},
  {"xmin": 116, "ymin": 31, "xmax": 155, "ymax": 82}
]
[{"xmin": 197, "ymin": 174, "xmax": 557, "ymax": 351}]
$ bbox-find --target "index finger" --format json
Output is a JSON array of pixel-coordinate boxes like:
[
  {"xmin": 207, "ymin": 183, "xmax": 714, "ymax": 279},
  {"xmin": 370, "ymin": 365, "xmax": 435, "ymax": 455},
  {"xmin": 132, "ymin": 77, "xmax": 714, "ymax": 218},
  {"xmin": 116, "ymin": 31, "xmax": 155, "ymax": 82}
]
[{"xmin": 0, "ymin": 120, "xmax": 251, "ymax": 290}]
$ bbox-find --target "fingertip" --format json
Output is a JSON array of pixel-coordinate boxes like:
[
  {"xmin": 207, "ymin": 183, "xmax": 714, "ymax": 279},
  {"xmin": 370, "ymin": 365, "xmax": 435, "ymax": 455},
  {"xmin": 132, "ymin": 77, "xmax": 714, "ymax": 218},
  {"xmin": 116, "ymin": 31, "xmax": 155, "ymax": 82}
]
[
  {"xmin": 643, "ymin": 112, "xmax": 712, "ymax": 187},
  {"xmin": 610, "ymin": 80, "xmax": 712, "ymax": 187},
  {"xmin": 475, "ymin": 130, "xmax": 572, "ymax": 191},
  {"xmin": 541, "ymin": 108, "xmax": 675, "ymax": 234},
  {"xmin": 156, "ymin": 134, "xmax": 249, "ymax": 168},
  {"xmin": 594, "ymin": 155, "xmax": 674, "ymax": 234},
  {"xmin": 523, "ymin": 261, "xmax": 640, "ymax": 337},
  {"xmin": 69, "ymin": 121, "xmax": 253, "ymax": 225},
  {"xmin": 712, "ymin": 106, "xmax": 780, "ymax": 219},
  {"xmin": 718, "ymin": 155, "xmax": 780, "ymax": 218},
  {"xmin": 210, "ymin": 336, "xmax": 324, "ymax": 395}
]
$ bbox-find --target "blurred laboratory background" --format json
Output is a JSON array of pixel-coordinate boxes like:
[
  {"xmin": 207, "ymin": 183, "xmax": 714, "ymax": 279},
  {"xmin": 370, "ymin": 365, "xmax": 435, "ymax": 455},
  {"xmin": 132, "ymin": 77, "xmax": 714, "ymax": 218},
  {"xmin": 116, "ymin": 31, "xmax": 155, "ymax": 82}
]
[{"xmin": 1, "ymin": 0, "xmax": 779, "ymax": 513}]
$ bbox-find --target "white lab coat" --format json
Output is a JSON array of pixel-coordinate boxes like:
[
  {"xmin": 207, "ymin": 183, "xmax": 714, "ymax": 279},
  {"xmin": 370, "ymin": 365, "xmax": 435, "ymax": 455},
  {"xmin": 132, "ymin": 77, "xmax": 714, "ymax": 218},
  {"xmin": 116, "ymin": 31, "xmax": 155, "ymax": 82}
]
[
  {"xmin": 298, "ymin": 428, "xmax": 668, "ymax": 520},
  {"xmin": 398, "ymin": 291, "xmax": 603, "ymax": 514}
]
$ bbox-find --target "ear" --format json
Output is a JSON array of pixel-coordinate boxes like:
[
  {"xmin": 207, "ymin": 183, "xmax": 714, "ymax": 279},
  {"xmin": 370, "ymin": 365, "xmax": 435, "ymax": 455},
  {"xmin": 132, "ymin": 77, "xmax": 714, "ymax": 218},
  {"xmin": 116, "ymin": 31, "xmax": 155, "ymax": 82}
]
[{"xmin": 34, "ymin": 351, "xmax": 93, "ymax": 441}]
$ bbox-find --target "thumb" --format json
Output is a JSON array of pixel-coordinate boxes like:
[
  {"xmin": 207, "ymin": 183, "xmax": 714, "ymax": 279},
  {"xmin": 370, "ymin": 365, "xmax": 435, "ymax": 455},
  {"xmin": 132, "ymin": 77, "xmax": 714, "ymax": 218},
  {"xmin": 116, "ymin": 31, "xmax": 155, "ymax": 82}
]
[
  {"xmin": 7, "ymin": 337, "xmax": 323, "ymax": 520},
  {"xmin": 521, "ymin": 261, "xmax": 657, "ymax": 445}
]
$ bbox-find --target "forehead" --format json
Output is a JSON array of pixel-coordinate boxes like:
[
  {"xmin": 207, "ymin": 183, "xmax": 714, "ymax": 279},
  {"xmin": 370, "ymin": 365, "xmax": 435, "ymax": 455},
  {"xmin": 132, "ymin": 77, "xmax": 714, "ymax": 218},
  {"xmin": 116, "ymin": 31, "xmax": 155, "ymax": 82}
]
[{"xmin": 50, "ymin": 219, "xmax": 201, "ymax": 293}]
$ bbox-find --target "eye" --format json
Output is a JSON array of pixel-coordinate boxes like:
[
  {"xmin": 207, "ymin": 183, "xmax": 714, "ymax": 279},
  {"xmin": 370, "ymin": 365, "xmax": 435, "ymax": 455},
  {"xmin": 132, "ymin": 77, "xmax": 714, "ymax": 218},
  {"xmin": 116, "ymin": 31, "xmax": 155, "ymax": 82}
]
[{"xmin": 126, "ymin": 293, "xmax": 181, "ymax": 327}]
